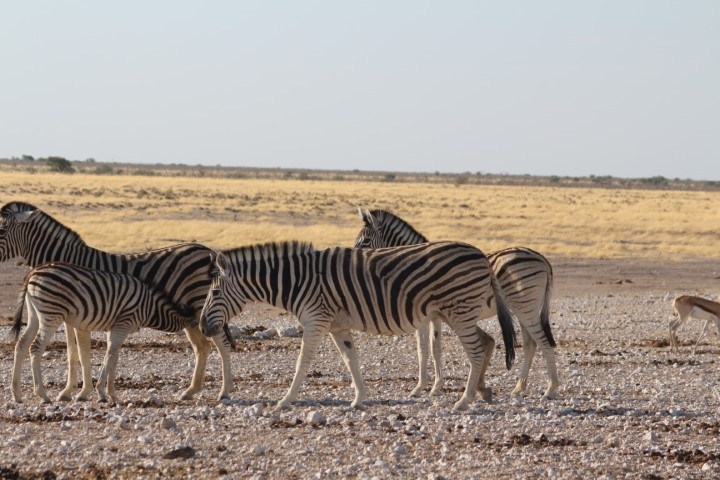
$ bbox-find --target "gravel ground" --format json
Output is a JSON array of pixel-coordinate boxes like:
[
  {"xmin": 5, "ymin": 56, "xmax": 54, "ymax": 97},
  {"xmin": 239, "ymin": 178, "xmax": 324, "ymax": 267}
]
[{"xmin": 1, "ymin": 259, "xmax": 720, "ymax": 479}]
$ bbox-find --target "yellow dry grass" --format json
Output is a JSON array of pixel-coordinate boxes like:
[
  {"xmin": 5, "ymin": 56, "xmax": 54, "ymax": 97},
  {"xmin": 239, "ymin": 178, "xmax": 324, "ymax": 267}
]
[{"xmin": 1, "ymin": 171, "xmax": 719, "ymax": 260}]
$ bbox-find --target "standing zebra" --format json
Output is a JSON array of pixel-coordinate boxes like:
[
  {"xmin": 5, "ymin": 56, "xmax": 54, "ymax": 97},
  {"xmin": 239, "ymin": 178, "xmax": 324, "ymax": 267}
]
[
  {"xmin": 0, "ymin": 201, "xmax": 233, "ymax": 401},
  {"xmin": 354, "ymin": 208, "xmax": 559, "ymax": 399},
  {"xmin": 12, "ymin": 263, "xmax": 198, "ymax": 403},
  {"xmin": 200, "ymin": 240, "xmax": 516, "ymax": 411}
]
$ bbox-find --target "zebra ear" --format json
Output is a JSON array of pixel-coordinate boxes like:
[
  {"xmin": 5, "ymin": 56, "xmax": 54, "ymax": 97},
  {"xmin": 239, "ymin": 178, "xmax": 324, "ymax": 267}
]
[
  {"xmin": 14, "ymin": 209, "xmax": 41, "ymax": 223},
  {"xmin": 216, "ymin": 252, "xmax": 231, "ymax": 277},
  {"xmin": 358, "ymin": 208, "xmax": 377, "ymax": 228}
]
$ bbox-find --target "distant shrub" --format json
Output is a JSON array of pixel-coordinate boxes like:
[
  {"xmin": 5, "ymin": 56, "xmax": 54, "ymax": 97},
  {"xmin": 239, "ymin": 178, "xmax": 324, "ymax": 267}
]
[
  {"xmin": 45, "ymin": 156, "xmax": 75, "ymax": 173},
  {"xmin": 384, "ymin": 173, "xmax": 396, "ymax": 182},
  {"xmin": 549, "ymin": 176, "xmax": 560, "ymax": 183},
  {"xmin": 640, "ymin": 176, "xmax": 668, "ymax": 186}
]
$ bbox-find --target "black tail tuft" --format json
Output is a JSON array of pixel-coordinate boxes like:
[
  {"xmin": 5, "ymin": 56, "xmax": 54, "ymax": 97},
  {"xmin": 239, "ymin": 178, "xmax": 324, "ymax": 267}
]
[
  {"xmin": 539, "ymin": 269, "xmax": 556, "ymax": 348},
  {"xmin": 491, "ymin": 274, "xmax": 516, "ymax": 370},
  {"xmin": 11, "ymin": 275, "xmax": 30, "ymax": 342}
]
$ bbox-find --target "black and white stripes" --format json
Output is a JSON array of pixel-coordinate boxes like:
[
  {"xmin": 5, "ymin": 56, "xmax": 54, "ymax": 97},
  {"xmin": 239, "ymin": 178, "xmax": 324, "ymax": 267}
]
[
  {"xmin": 0, "ymin": 201, "xmax": 233, "ymax": 401},
  {"xmin": 11, "ymin": 262, "xmax": 197, "ymax": 403},
  {"xmin": 200, "ymin": 240, "xmax": 516, "ymax": 411},
  {"xmin": 354, "ymin": 208, "xmax": 559, "ymax": 399}
]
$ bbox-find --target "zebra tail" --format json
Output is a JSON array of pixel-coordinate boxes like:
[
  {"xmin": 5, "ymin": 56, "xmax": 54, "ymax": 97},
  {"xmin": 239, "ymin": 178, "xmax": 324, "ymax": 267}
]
[
  {"xmin": 11, "ymin": 275, "xmax": 30, "ymax": 341},
  {"xmin": 490, "ymin": 272, "xmax": 516, "ymax": 370},
  {"xmin": 223, "ymin": 324, "xmax": 236, "ymax": 351},
  {"xmin": 540, "ymin": 272, "xmax": 557, "ymax": 348}
]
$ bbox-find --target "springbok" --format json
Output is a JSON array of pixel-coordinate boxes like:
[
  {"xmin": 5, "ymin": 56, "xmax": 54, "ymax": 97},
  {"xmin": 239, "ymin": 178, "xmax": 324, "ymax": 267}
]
[{"xmin": 669, "ymin": 295, "xmax": 720, "ymax": 353}]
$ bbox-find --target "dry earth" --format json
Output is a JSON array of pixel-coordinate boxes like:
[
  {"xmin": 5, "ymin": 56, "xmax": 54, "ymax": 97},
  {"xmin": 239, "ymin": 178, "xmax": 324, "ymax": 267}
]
[{"xmin": 1, "ymin": 257, "xmax": 720, "ymax": 479}]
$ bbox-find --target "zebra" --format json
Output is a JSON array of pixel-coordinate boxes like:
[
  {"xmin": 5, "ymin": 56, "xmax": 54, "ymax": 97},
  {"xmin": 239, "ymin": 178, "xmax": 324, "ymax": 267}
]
[
  {"xmin": 354, "ymin": 208, "xmax": 559, "ymax": 399},
  {"xmin": 200, "ymin": 240, "xmax": 516, "ymax": 411},
  {"xmin": 0, "ymin": 201, "xmax": 233, "ymax": 401},
  {"xmin": 11, "ymin": 262, "xmax": 198, "ymax": 403}
]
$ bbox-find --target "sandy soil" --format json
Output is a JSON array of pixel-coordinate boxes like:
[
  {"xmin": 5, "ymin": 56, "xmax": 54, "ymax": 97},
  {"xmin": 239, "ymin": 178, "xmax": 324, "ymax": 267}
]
[{"xmin": 1, "ymin": 256, "xmax": 720, "ymax": 479}]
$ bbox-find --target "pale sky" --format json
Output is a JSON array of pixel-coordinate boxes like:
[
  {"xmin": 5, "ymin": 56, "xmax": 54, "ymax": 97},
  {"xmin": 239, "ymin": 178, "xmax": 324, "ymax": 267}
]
[{"xmin": 1, "ymin": 1, "xmax": 719, "ymax": 180}]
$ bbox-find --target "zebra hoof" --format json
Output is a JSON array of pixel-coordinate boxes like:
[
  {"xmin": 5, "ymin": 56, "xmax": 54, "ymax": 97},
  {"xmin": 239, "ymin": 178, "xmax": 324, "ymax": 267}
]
[
  {"xmin": 452, "ymin": 399, "xmax": 470, "ymax": 412},
  {"xmin": 178, "ymin": 390, "xmax": 195, "ymax": 401},
  {"xmin": 56, "ymin": 393, "xmax": 72, "ymax": 402},
  {"xmin": 479, "ymin": 387, "xmax": 493, "ymax": 403},
  {"xmin": 430, "ymin": 387, "xmax": 444, "ymax": 397},
  {"xmin": 409, "ymin": 387, "xmax": 424, "ymax": 398}
]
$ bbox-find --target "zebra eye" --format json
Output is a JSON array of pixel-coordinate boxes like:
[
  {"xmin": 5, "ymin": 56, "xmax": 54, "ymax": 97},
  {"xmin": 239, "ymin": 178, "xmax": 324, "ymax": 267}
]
[
  {"xmin": 0, "ymin": 226, "xmax": 7, "ymax": 237},
  {"xmin": 212, "ymin": 288, "xmax": 222, "ymax": 297}
]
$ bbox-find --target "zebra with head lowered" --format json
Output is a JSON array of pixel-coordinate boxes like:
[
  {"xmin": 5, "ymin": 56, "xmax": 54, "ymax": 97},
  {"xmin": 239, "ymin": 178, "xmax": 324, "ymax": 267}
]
[
  {"xmin": 200, "ymin": 240, "xmax": 516, "ymax": 411},
  {"xmin": 354, "ymin": 208, "xmax": 559, "ymax": 399},
  {"xmin": 12, "ymin": 262, "xmax": 198, "ymax": 403},
  {"xmin": 0, "ymin": 201, "xmax": 233, "ymax": 402}
]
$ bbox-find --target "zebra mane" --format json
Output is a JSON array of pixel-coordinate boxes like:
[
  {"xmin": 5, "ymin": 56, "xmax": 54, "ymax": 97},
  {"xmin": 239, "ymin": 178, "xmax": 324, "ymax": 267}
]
[
  {"xmin": 223, "ymin": 241, "xmax": 315, "ymax": 265},
  {"xmin": 368, "ymin": 209, "xmax": 429, "ymax": 243},
  {"xmin": 0, "ymin": 201, "xmax": 88, "ymax": 246}
]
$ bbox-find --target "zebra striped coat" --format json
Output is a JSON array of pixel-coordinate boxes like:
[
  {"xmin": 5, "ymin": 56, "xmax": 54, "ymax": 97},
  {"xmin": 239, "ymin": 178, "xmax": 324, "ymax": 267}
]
[
  {"xmin": 354, "ymin": 208, "xmax": 559, "ymax": 399},
  {"xmin": 0, "ymin": 201, "xmax": 233, "ymax": 402},
  {"xmin": 12, "ymin": 262, "xmax": 198, "ymax": 403},
  {"xmin": 200, "ymin": 240, "xmax": 516, "ymax": 411}
]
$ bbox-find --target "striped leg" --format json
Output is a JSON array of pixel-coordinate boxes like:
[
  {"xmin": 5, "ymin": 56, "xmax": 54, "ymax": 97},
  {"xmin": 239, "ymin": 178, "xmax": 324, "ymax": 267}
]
[
  {"xmin": 329, "ymin": 330, "xmax": 367, "ymax": 408},
  {"xmin": 452, "ymin": 323, "xmax": 492, "ymax": 411},
  {"xmin": 210, "ymin": 332, "xmax": 234, "ymax": 400},
  {"xmin": 514, "ymin": 311, "xmax": 559, "ymax": 399},
  {"xmin": 30, "ymin": 321, "xmax": 61, "ymax": 404},
  {"xmin": 179, "ymin": 327, "xmax": 212, "ymax": 400},
  {"xmin": 411, "ymin": 323, "xmax": 431, "ymax": 397},
  {"xmin": 11, "ymin": 297, "xmax": 40, "ymax": 403},
  {"xmin": 74, "ymin": 330, "xmax": 94, "ymax": 401},
  {"xmin": 474, "ymin": 326, "xmax": 495, "ymax": 403},
  {"xmin": 57, "ymin": 326, "xmax": 80, "ymax": 401},
  {"xmin": 97, "ymin": 327, "xmax": 131, "ymax": 403},
  {"xmin": 429, "ymin": 319, "xmax": 443, "ymax": 396},
  {"xmin": 275, "ymin": 319, "xmax": 331, "ymax": 411}
]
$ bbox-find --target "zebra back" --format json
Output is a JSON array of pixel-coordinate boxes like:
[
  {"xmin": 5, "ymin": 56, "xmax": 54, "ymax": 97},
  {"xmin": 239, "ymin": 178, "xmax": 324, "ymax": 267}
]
[
  {"xmin": 17, "ymin": 262, "xmax": 197, "ymax": 336},
  {"xmin": 208, "ymin": 240, "xmax": 516, "ymax": 366},
  {"xmin": 1, "ymin": 202, "xmax": 214, "ymax": 311}
]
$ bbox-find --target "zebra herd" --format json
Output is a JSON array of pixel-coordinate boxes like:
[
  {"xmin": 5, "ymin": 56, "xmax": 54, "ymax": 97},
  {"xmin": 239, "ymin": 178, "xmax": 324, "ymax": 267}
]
[{"xmin": 1, "ymin": 201, "xmax": 558, "ymax": 411}]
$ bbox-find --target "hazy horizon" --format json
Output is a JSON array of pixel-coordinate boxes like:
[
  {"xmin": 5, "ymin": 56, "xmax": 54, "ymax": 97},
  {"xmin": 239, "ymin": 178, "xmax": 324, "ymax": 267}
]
[{"xmin": 2, "ymin": 2, "xmax": 719, "ymax": 181}]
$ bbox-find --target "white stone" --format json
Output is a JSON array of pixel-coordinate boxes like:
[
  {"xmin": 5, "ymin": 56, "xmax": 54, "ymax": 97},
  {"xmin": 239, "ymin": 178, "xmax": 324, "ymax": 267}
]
[{"xmin": 307, "ymin": 410, "xmax": 327, "ymax": 425}]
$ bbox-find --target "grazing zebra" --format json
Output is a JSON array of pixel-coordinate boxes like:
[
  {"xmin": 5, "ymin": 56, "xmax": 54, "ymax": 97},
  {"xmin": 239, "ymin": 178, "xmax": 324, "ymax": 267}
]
[
  {"xmin": 0, "ymin": 201, "xmax": 233, "ymax": 401},
  {"xmin": 200, "ymin": 240, "xmax": 516, "ymax": 411},
  {"xmin": 354, "ymin": 208, "xmax": 559, "ymax": 399},
  {"xmin": 11, "ymin": 262, "xmax": 198, "ymax": 403}
]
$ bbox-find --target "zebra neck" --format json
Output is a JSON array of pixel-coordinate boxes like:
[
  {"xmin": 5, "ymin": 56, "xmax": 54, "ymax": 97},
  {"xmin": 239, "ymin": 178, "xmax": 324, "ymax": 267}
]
[{"xmin": 25, "ymin": 229, "xmax": 119, "ymax": 268}]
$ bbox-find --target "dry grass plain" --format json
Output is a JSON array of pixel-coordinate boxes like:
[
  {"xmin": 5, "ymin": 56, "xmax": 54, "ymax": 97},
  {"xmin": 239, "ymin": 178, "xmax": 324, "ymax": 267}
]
[
  {"xmin": 1, "ymin": 170, "xmax": 718, "ymax": 259},
  {"xmin": 2, "ymin": 169, "xmax": 720, "ymax": 479}
]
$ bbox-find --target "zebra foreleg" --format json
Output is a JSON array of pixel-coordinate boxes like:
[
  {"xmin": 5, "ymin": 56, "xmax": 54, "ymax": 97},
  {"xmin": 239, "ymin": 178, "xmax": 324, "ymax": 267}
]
[
  {"xmin": 30, "ymin": 321, "xmax": 61, "ymax": 404},
  {"xmin": 210, "ymin": 331, "xmax": 234, "ymax": 401},
  {"xmin": 73, "ymin": 329, "xmax": 94, "ymax": 401},
  {"xmin": 411, "ymin": 324, "xmax": 431, "ymax": 397},
  {"xmin": 57, "ymin": 326, "xmax": 80, "ymax": 401},
  {"xmin": 97, "ymin": 328, "xmax": 130, "ymax": 404},
  {"xmin": 11, "ymin": 297, "xmax": 40, "ymax": 404},
  {"xmin": 178, "ymin": 327, "xmax": 212, "ymax": 400},
  {"xmin": 429, "ymin": 319, "xmax": 443, "ymax": 396},
  {"xmin": 329, "ymin": 330, "xmax": 367, "ymax": 408},
  {"xmin": 276, "ymin": 319, "xmax": 331, "ymax": 411}
]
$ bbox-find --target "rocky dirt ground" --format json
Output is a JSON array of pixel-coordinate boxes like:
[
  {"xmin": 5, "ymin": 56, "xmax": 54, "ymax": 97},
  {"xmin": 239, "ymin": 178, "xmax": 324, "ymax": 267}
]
[{"xmin": 1, "ymin": 257, "xmax": 720, "ymax": 479}]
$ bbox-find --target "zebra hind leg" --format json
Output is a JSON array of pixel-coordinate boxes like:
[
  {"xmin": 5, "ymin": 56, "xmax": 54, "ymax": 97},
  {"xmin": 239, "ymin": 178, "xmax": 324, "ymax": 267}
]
[
  {"xmin": 30, "ymin": 321, "xmax": 61, "ymax": 404},
  {"xmin": 473, "ymin": 326, "xmax": 495, "ymax": 403},
  {"xmin": 452, "ymin": 324, "xmax": 492, "ymax": 411},
  {"xmin": 11, "ymin": 297, "xmax": 41, "ymax": 404},
  {"xmin": 511, "ymin": 325, "xmax": 536, "ymax": 398},
  {"xmin": 329, "ymin": 330, "xmax": 367, "ymax": 408}
]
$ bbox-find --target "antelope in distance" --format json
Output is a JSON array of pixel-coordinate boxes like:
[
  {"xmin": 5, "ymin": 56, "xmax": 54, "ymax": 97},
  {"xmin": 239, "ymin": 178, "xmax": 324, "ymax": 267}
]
[{"xmin": 669, "ymin": 295, "xmax": 720, "ymax": 353}]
